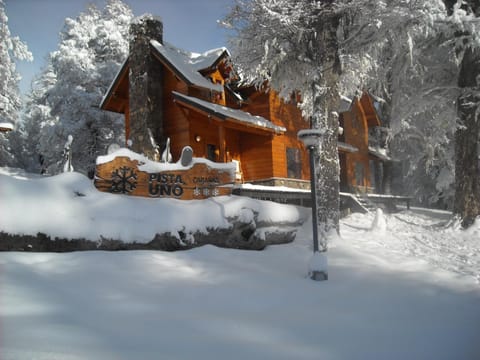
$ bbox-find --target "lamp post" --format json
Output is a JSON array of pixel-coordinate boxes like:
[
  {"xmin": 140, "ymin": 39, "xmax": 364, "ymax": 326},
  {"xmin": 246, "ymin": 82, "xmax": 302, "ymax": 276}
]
[{"xmin": 298, "ymin": 128, "xmax": 328, "ymax": 281}]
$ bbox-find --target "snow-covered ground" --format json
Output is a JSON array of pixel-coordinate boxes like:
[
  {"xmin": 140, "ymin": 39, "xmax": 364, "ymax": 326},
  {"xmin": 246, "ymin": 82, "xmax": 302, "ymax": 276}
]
[{"xmin": 0, "ymin": 169, "xmax": 479, "ymax": 360}]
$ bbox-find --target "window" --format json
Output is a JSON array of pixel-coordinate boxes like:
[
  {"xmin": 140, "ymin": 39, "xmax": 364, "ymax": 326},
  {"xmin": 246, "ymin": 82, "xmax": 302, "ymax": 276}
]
[
  {"xmin": 287, "ymin": 148, "xmax": 302, "ymax": 179},
  {"xmin": 207, "ymin": 144, "xmax": 217, "ymax": 162}
]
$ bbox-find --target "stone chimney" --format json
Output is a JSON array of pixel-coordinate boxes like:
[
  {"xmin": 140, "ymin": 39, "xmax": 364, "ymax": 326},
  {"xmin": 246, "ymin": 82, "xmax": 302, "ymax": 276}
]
[{"xmin": 128, "ymin": 15, "xmax": 164, "ymax": 160}]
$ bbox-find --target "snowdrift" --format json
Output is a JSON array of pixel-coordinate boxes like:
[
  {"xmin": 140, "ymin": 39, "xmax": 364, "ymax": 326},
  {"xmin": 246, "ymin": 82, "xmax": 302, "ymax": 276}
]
[{"xmin": 0, "ymin": 171, "xmax": 308, "ymax": 251}]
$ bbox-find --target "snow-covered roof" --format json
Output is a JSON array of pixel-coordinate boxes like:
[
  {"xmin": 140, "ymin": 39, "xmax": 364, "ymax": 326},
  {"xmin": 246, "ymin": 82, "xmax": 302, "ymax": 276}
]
[
  {"xmin": 338, "ymin": 95, "xmax": 353, "ymax": 113},
  {"xmin": 0, "ymin": 122, "xmax": 14, "ymax": 131},
  {"xmin": 368, "ymin": 146, "xmax": 392, "ymax": 161},
  {"xmin": 150, "ymin": 40, "xmax": 224, "ymax": 92},
  {"xmin": 172, "ymin": 91, "xmax": 286, "ymax": 134},
  {"xmin": 189, "ymin": 47, "xmax": 230, "ymax": 72},
  {"xmin": 338, "ymin": 141, "xmax": 358, "ymax": 153}
]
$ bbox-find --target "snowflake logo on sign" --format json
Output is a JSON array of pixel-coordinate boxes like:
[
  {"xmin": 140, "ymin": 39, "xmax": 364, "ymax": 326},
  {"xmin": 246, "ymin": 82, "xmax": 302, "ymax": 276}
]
[{"xmin": 110, "ymin": 166, "xmax": 137, "ymax": 194}]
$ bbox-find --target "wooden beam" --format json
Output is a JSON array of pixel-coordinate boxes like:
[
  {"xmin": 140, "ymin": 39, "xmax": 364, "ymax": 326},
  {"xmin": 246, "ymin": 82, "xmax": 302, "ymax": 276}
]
[{"xmin": 218, "ymin": 125, "xmax": 226, "ymax": 162}]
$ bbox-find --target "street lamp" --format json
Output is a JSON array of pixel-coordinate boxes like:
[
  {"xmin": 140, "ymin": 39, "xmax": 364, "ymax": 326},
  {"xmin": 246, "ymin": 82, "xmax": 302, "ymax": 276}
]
[{"xmin": 298, "ymin": 128, "xmax": 328, "ymax": 281}]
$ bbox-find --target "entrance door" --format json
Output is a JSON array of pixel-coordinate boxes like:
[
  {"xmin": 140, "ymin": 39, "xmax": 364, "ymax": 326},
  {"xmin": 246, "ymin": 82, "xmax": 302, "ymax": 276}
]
[{"xmin": 207, "ymin": 143, "xmax": 218, "ymax": 162}]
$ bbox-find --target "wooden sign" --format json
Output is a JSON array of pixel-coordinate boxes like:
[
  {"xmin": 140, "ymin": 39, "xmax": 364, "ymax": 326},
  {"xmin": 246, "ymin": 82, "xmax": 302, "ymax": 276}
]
[{"xmin": 94, "ymin": 152, "xmax": 235, "ymax": 200}]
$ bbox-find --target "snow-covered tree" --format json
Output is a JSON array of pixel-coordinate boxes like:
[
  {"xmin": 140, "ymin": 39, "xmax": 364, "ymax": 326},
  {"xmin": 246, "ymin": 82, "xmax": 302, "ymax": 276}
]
[
  {"xmin": 225, "ymin": 0, "xmax": 346, "ymax": 280},
  {"xmin": 226, "ymin": 0, "xmax": 480, "ymax": 228},
  {"xmin": 446, "ymin": 0, "xmax": 480, "ymax": 227},
  {"xmin": 339, "ymin": 0, "xmax": 480, "ymax": 224},
  {"xmin": 20, "ymin": 64, "xmax": 57, "ymax": 172},
  {"xmin": 0, "ymin": 0, "xmax": 32, "ymax": 166},
  {"xmin": 23, "ymin": 0, "xmax": 133, "ymax": 175},
  {"xmin": 331, "ymin": 1, "xmax": 456, "ymax": 207}
]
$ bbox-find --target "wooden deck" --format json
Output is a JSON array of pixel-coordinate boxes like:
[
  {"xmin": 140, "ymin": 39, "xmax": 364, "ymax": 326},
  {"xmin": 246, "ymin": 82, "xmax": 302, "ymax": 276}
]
[{"xmin": 233, "ymin": 185, "xmax": 412, "ymax": 214}]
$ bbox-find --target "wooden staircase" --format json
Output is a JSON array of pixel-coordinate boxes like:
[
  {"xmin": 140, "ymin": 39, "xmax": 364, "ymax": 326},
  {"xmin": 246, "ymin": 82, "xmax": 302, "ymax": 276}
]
[{"xmin": 351, "ymin": 193, "xmax": 377, "ymax": 213}]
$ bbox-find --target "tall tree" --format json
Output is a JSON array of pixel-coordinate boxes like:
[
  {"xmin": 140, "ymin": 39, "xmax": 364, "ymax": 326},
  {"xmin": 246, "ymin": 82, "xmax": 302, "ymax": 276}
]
[
  {"xmin": 23, "ymin": 0, "xmax": 133, "ymax": 175},
  {"xmin": 336, "ymin": 1, "xmax": 458, "ymax": 208},
  {"xmin": 342, "ymin": 0, "xmax": 480, "ymax": 223},
  {"xmin": 224, "ymin": 0, "xmax": 438, "ymax": 257},
  {"xmin": 228, "ymin": 0, "xmax": 480, "ymax": 226},
  {"xmin": 20, "ymin": 65, "xmax": 57, "ymax": 172},
  {"xmin": 0, "ymin": 0, "xmax": 32, "ymax": 166},
  {"xmin": 447, "ymin": 0, "xmax": 480, "ymax": 226},
  {"xmin": 225, "ymin": 0, "xmax": 343, "ymax": 279}
]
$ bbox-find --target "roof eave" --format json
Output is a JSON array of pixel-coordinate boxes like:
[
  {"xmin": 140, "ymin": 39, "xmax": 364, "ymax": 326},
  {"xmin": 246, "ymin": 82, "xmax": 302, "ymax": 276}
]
[
  {"xmin": 172, "ymin": 91, "xmax": 285, "ymax": 135},
  {"xmin": 100, "ymin": 57, "xmax": 129, "ymax": 110}
]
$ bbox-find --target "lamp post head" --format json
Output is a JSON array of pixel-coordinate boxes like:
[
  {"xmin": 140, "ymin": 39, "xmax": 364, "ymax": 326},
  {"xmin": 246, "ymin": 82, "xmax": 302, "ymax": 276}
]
[{"xmin": 297, "ymin": 128, "xmax": 324, "ymax": 149}]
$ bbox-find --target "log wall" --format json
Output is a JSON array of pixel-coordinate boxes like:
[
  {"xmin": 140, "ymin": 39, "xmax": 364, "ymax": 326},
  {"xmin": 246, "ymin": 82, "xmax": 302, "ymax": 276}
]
[{"xmin": 342, "ymin": 99, "xmax": 372, "ymax": 191}]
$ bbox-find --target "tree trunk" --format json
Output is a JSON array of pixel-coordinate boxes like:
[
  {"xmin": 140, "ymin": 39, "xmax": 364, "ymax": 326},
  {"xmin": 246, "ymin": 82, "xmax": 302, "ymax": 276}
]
[
  {"xmin": 311, "ymin": 14, "xmax": 341, "ymax": 248},
  {"xmin": 454, "ymin": 46, "xmax": 480, "ymax": 227}
]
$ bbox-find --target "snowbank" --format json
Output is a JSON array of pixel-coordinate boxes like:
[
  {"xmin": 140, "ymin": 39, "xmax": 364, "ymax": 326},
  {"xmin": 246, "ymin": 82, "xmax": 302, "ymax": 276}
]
[
  {"xmin": 0, "ymin": 168, "xmax": 479, "ymax": 359},
  {"xmin": 0, "ymin": 170, "xmax": 307, "ymax": 249}
]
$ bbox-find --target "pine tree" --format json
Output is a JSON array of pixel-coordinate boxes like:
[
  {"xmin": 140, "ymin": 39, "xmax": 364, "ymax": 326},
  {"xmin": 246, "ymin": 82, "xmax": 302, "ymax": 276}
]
[
  {"xmin": 23, "ymin": 0, "xmax": 133, "ymax": 175},
  {"xmin": 225, "ymin": 0, "xmax": 344, "ymax": 280},
  {"xmin": 21, "ymin": 64, "xmax": 57, "ymax": 172},
  {"xmin": 445, "ymin": 0, "xmax": 480, "ymax": 227},
  {"xmin": 341, "ymin": 0, "xmax": 480, "ymax": 223},
  {"xmin": 225, "ymin": 0, "xmax": 480, "ymax": 233},
  {"xmin": 0, "ymin": 0, "xmax": 32, "ymax": 166}
]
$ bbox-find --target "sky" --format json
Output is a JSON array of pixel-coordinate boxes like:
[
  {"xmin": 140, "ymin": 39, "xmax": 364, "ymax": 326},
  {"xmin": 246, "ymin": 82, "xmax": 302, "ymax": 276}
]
[{"xmin": 4, "ymin": 0, "xmax": 234, "ymax": 95}]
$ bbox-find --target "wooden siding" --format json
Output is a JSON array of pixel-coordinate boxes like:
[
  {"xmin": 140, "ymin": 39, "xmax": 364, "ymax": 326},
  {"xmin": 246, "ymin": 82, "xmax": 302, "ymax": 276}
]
[
  {"xmin": 239, "ymin": 133, "xmax": 273, "ymax": 181},
  {"xmin": 342, "ymin": 99, "xmax": 372, "ymax": 191},
  {"xmin": 268, "ymin": 91, "xmax": 310, "ymax": 180},
  {"xmin": 359, "ymin": 92, "xmax": 381, "ymax": 127},
  {"xmin": 240, "ymin": 90, "xmax": 310, "ymax": 181},
  {"xmin": 163, "ymin": 68, "xmax": 190, "ymax": 161}
]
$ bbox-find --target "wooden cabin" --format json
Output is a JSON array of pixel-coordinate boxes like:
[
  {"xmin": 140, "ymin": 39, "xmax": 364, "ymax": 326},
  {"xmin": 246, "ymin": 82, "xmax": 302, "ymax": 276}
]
[
  {"xmin": 0, "ymin": 123, "xmax": 13, "ymax": 132},
  {"xmin": 100, "ymin": 16, "xmax": 387, "ymax": 193},
  {"xmin": 338, "ymin": 93, "xmax": 389, "ymax": 193},
  {"xmin": 0, "ymin": 104, "xmax": 13, "ymax": 132},
  {"xmin": 0, "ymin": 115, "xmax": 13, "ymax": 132}
]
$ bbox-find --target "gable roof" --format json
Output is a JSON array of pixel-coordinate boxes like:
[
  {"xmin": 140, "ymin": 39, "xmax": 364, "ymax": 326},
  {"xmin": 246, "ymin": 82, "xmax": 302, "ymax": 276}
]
[
  {"xmin": 338, "ymin": 92, "xmax": 381, "ymax": 128},
  {"xmin": 172, "ymin": 91, "xmax": 286, "ymax": 135},
  {"xmin": 189, "ymin": 47, "xmax": 230, "ymax": 72},
  {"xmin": 338, "ymin": 95, "xmax": 353, "ymax": 113},
  {"xmin": 359, "ymin": 92, "xmax": 381, "ymax": 127},
  {"xmin": 99, "ymin": 58, "xmax": 129, "ymax": 112},
  {"xmin": 100, "ymin": 41, "xmax": 229, "ymax": 112},
  {"xmin": 150, "ymin": 40, "xmax": 224, "ymax": 92}
]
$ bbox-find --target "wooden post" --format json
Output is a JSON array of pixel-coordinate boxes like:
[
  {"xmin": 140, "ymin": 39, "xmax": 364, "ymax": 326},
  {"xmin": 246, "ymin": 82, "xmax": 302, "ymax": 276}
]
[
  {"xmin": 125, "ymin": 110, "xmax": 130, "ymax": 145},
  {"xmin": 218, "ymin": 125, "xmax": 226, "ymax": 162}
]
